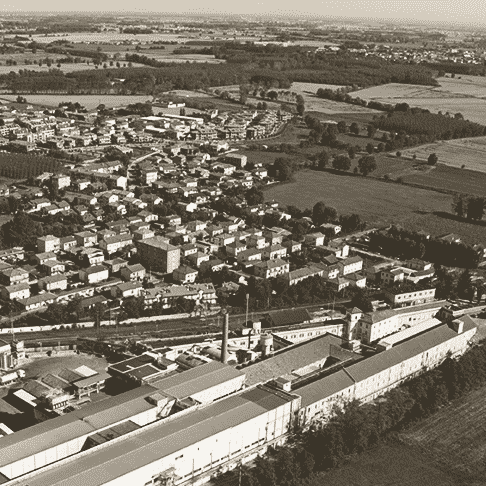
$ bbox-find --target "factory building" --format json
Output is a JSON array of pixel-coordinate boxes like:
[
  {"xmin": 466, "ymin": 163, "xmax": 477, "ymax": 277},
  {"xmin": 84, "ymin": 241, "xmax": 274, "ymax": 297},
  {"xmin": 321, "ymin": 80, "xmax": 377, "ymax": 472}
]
[
  {"xmin": 297, "ymin": 318, "xmax": 476, "ymax": 427},
  {"xmin": 5, "ymin": 385, "xmax": 300, "ymax": 486},
  {"xmin": 0, "ymin": 317, "xmax": 477, "ymax": 486}
]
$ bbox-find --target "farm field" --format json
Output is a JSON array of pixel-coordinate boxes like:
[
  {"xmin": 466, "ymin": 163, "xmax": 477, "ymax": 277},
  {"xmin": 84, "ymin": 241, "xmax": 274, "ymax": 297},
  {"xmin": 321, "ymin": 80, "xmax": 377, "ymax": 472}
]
[
  {"xmin": 403, "ymin": 163, "xmax": 486, "ymax": 196},
  {"xmin": 299, "ymin": 93, "xmax": 382, "ymax": 115},
  {"xmin": 399, "ymin": 137, "xmax": 486, "ymax": 174},
  {"xmin": 401, "ymin": 385, "xmax": 486, "ymax": 484},
  {"xmin": 264, "ymin": 170, "xmax": 486, "ymax": 244},
  {"xmin": 0, "ymin": 94, "xmax": 152, "ymax": 109},
  {"xmin": 290, "ymin": 81, "xmax": 347, "ymax": 94},
  {"xmin": 350, "ymin": 80, "xmax": 486, "ymax": 124},
  {"xmin": 315, "ymin": 442, "xmax": 456, "ymax": 486}
]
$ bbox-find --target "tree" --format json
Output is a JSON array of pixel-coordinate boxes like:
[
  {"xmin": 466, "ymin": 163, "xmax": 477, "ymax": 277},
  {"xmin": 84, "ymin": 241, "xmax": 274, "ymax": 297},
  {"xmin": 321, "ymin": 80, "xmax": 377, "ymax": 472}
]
[
  {"xmin": 44, "ymin": 303, "xmax": 67, "ymax": 324},
  {"xmin": 457, "ymin": 269, "xmax": 475, "ymax": 301},
  {"xmin": 312, "ymin": 201, "xmax": 327, "ymax": 226},
  {"xmin": 273, "ymin": 157, "xmax": 296, "ymax": 182},
  {"xmin": 350, "ymin": 288, "xmax": 373, "ymax": 312},
  {"xmin": 349, "ymin": 122, "xmax": 360, "ymax": 135},
  {"xmin": 337, "ymin": 121, "xmax": 347, "ymax": 133},
  {"xmin": 348, "ymin": 147, "xmax": 356, "ymax": 159},
  {"xmin": 428, "ymin": 153, "xmax": 438, "ymax": 165},
  {"xmin": 122, "ymin": 296, "xmax": 145, "ymax": 318},
  {"xmin": 332, "ymin": 154, "xmax": 352, "ymax": 172},
  {"xmin": 367, "ymin": 124, "xmax": 377, "ymax": 139},
  {"xmin": 239, "ymin": 84, "xmax": 249, "ymax": 105},
  {"xmin": 452, "ymin": 194, "xmax": 468, "ymax": 218},
  {"xmin": 358, "ymin": 155, "xmax": 377, "ymax": 176},
  {"xmin": 296, "ymin": 94, "xmax": 305, "ymax": 116},
  {"xmin": 317, "ymin": 150, "xmax": 330, "ymax": 170},
  {"xmin": 466, "ymin": 196, "xmax": 485, "ymax": 221},
  {"xmin": 365, "ymin": 142, "xmax": 375, "ymax": 154},
  {"xmin": 245, "ymin": 186, "xmax": 265, "ymax": 206}
]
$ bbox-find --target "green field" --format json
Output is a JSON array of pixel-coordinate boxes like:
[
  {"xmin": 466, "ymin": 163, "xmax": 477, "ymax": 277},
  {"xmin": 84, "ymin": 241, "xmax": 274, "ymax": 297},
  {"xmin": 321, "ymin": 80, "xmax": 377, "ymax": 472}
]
[
  {"xmin": 264, "ymin": 170, "xmax": 486, "ymax": 244},
  {"xmin": 400, "ymin": 384, "xmax": 486, "ymax": 485},
  {"xmin": 403, "ymin": 164, "xmax": 486, "ymax": 196}
]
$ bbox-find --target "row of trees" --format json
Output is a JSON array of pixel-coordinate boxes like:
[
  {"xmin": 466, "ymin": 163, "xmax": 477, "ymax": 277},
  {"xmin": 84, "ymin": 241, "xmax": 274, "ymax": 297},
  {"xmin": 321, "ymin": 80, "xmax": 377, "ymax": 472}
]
[
  {"xmin": 452, "ymin": 194, "xmax": 485, "ymax": 221},
  {"xmin": 369, "ymin": 225, "xmax": 481, "ymax": 268},
  {"xmin": 0, "ymin": 153, "xmax": 63, "ymax": 180}
]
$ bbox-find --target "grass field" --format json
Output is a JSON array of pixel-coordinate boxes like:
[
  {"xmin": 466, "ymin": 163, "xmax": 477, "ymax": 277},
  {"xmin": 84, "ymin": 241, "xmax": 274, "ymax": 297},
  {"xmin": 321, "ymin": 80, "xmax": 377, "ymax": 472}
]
[
  {"xmin": 401, "ymin": 385, "xmax": 486, "ymax": 484},
  {"xmin": 264, "ymin": 170, "xmax": 486, "ymax": 244},
  {"xmin": 350, "ymin": 80, "xmax": 486, "ymax": 125},
  {"xmin": 403, "ymin": 164, "xmax": 486, "ymax": 196},
  {"xmin": 0, "ymin": 94, "xmax": 152, "ymax": 109},
  {"xmin": 399, "ymin": 137, "xmax": 486, "ymax": 174}
]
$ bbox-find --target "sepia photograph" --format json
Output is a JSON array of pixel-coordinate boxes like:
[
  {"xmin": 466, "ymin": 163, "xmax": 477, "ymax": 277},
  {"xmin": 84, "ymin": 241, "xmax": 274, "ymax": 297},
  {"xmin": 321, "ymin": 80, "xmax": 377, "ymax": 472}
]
[{"xmin": 0, "ymin": 2, "xmax": 483, "ymax": 485}]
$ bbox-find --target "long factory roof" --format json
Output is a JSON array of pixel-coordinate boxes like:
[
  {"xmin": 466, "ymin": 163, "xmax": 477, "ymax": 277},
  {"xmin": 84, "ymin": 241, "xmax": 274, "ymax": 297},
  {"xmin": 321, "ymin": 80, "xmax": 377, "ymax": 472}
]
[{"xmin": 9, "ymin": 386, "xmax": 297, "ymax": 486}]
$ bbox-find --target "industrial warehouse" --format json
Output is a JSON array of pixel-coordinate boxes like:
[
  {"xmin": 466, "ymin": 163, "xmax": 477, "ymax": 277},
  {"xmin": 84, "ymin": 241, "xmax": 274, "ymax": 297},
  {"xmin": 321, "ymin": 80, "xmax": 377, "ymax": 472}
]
[{"xmin": 0, "ymin": 309, "xmax": 477, "ymax": 486}]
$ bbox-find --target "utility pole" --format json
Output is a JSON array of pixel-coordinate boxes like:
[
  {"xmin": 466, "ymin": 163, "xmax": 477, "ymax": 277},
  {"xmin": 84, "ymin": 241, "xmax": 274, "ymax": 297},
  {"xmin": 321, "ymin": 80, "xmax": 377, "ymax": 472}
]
[{"xmin": 245, "ymin": 293, "xmax": 249, "ymax": 327}]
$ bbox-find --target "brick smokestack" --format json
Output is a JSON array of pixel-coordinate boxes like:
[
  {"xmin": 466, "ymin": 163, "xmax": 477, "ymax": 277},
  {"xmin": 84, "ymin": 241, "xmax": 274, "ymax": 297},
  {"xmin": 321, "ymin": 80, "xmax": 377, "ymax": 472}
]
[{"xmin": 221, "ymin": 311, "xmax": 229, "ymax": 364}]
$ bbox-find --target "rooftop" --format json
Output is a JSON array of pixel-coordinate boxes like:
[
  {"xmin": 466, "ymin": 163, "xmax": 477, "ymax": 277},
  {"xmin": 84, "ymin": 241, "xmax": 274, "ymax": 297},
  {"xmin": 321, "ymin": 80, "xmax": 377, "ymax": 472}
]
[
  {"xmin": 242, "ymin": 333, "xmax": 358, "ymax": 387},
  {"xmin": 16, "ymin": 386, "xmax": 296, "ymax": 486},
  {"xmin": 151, "ymin": 360, "xmax": 245, "ymax": 400}
]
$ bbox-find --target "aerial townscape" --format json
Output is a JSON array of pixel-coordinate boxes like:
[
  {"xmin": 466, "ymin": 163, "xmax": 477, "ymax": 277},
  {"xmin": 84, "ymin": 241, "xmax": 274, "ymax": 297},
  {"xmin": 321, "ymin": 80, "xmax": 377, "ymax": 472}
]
[{"xmin": 0, "ymin": 10, "xmax": 485, "ymax": 486}]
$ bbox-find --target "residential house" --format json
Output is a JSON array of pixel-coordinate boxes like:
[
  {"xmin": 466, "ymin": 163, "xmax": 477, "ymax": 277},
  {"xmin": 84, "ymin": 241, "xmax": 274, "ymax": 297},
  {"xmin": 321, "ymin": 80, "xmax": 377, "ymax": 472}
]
[
  {"xmin": 254, "ymin": 259, "xmax": 289, "ymax": 279},
  {"xmin": 37, "ymin": 235, "xmax": 60, "ymax": 253},
  {"xmin": 263, "ymin": 245, "xmax": 287, "ymax": 260},
  {"xmin": 99, "ymin": 234, "xmax": 133, "ymax": 254},
  {"xmin": 34, "ymin": 252, "xmax": 57, "ymax": 265},
  {"xmin": 38, "ymin": 275, "xmax": 68, "ymax": 292},
  {"xmin": 111, "ymin": 282, "xmax": 143, "ymax": 299},
  {"xmin": 173, "ymin": 266, "xmax": 198, "ymax": 284},
  {"xmin": 42, "ymin": 260, "xmax": 66, "ymax": 276},
  {"xmin": 74, "ymin": 231, "xmax": 97, "ymax": 248},
  {"xmin": 79, "ymin": 265, "xmax": 109, "ymax": 284},
  {"xmin": 120, "ymin": 264, "xmax": 146, "ymax": 282},
  {"xmin": 0, "ymin": 283, "xmax": 30, "ymax": 301},
  {"xmin": 188, "ymin": 252, "xmax": 210, "ymax": 268},
  {"xmin": 304, "ymin": 233, "xmax": 325, "ymax": 247}
]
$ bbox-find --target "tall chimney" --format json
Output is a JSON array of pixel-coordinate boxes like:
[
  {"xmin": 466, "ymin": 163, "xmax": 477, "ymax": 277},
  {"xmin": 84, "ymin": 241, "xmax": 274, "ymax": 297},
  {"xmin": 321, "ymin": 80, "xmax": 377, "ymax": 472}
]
[{"xmin": 221, "ymin": 312, "xmax": 229, "ymax": 364}]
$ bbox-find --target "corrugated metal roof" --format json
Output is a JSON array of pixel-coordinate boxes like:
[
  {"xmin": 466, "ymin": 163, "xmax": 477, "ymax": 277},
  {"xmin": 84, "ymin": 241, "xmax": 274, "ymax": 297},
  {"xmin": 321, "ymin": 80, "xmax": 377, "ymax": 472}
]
[
  {"xmin": 0, "ymin": 385, "xmax": 158, "ymax": 467},
  {"xmin": 346, "ymin": 321, "xmax": 476, "ymax": 383},
  {"xmin": 151, "ymin": 360, "xmax": 244, "ymax": 399},
  {"xmin": 15, "ymin": 386, "xmax": 295, "ymax": 486},
  {"xmin": 73, "ymin": 372, "xmax": 111, "ymax": 389},
  {"xmin": 297, "ymin": 369, "xmax": 356, "ymax": 407},
  {"xmin": 243, "ymin": 334, "xmax": 356, "ymax": 387}
]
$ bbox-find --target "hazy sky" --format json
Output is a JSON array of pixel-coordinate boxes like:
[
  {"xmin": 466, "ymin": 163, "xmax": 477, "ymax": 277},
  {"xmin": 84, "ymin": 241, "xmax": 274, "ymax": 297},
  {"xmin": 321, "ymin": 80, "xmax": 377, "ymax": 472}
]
[{"xmin": 3, "ymin": 0, "xmax": 486, "ymax": 27}]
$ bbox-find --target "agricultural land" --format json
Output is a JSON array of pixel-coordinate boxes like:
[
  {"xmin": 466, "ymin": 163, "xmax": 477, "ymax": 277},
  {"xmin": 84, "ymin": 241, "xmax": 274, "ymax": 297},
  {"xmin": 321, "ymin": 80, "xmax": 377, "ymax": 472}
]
[
  {"xmin": 264, "ymin": 170, "xmax": 486, "ymax": 244},
  {"xmin": 350, "ymin": 76, "xmax": 486, "ymax": 125},
  {"xmin": 400, "ymin": 384, "xmax": 486, "ymax": 485},
  {"xmin": 399, "ymin": 136, "xmax": 486, "ymax": 173}
]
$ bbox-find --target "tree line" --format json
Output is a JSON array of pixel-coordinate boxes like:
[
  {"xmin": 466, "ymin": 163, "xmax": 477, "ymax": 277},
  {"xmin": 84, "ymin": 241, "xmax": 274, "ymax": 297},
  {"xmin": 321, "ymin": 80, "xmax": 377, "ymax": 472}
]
[{"xmin": 369, "ymin": 225, "xmax": 481, "ymax": 268}]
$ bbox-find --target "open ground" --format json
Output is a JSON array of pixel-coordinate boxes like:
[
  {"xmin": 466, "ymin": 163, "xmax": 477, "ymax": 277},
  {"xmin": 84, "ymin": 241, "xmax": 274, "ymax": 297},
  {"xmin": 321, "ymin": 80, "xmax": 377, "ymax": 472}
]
[
  {"xmin": 264, "ymin": 170, "xmax": 486, "ymax": 244},
  {"xmin": 400, "ymin": 384, "xmax": 486, "ymax": 485},
  {"xmin": 315, "ymin": 442, "xmax": 456, "ymax": 486},
  {"xmin": 398, "ymin": 137, "xmax": 486, "ymax": 174},
  {"xmin": 351, "ymin": 77, "xmax": 486, "ymax": 125}
]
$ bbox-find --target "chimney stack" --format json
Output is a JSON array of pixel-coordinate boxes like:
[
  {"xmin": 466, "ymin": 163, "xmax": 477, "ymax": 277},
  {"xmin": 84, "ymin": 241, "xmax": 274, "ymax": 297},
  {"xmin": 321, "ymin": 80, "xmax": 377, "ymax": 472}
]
[
  {"xmin": 221, "ymin": 311, "xmax": 229, "ymax": 364},
  {"xmin": 451, "ymin": 319, "xmax": 464, "ymax": 334}
]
